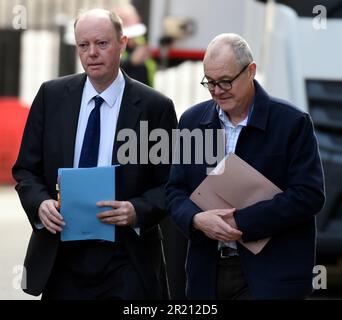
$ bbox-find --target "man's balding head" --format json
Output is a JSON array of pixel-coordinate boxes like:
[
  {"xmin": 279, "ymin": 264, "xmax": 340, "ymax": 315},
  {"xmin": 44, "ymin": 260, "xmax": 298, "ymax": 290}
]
[{"xmin": 204, "ymin": 33, "xmax": 253, "ymax": 68}]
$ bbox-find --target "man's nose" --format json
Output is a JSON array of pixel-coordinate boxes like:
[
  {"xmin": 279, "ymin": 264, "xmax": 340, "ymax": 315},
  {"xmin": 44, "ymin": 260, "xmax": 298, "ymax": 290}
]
[
  {"xmin": 88, "ymin": 44, "xmax": 98, "ymax": 56},
  {"xmin": 213, "ymin": 84, "xmax": 225, "ymax": 94}
]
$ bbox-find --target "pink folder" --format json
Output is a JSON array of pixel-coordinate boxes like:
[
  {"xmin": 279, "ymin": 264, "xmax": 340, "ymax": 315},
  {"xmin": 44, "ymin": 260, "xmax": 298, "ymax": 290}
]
[{"xmin": 190, "ymin": 153, "xmax": 282, "ymax": 254}]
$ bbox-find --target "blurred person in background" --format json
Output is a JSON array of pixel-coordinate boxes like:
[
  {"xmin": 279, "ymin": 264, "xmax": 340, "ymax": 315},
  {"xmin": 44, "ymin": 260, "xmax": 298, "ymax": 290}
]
[
  {"xmin": 12, "ymin": 8, "xmax": 177, "ymax": 300},
  {"xmin": 114, "ymin": 3, "xmax": 156, "ymax": 87}
]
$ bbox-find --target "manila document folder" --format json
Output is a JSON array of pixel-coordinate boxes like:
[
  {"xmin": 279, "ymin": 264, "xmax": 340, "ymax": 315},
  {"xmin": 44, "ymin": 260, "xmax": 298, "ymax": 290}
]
[{"xmin": 190, "ymin": 153, "xmax": 282, "ymax": 254}]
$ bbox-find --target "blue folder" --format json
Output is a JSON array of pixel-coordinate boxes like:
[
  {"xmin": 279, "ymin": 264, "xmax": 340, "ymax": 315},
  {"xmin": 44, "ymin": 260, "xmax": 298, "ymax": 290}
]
[{"xmin": 58, "ymin": 166, "xmax": 117, "ymax": 242}]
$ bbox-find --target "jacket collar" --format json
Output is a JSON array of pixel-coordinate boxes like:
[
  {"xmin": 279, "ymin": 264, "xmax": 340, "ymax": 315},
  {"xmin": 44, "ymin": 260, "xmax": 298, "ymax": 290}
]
[
  {"xmin": 198, "ymin": 100, "xmax": 222, "ymax": 129},
  {"xmin": 248, "ymin": 79, "xmax": 270, "ymax": 131}
]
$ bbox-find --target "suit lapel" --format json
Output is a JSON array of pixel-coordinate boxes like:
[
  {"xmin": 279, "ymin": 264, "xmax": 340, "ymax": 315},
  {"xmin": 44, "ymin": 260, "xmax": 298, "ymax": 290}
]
[
  {"xmin": 60, "ymin": 74, "xmax": 87, "ymax": 167},
  {"xmin": 199, "ymin": 100, "xmax": 222, "ymax": 130},
  {"xmin": 199, "ymin": 100, "xmax": 225, "ymax": 169},
  {"xmin": 112, "ymin": 75, "xmax": 142, "ymax": 164}
]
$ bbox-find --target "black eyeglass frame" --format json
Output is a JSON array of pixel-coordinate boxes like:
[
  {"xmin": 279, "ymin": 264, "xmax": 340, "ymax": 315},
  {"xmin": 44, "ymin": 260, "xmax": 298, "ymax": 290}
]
[{"xmin": 200, "ymin": 63, "xmax": 251, "ymax": 91}]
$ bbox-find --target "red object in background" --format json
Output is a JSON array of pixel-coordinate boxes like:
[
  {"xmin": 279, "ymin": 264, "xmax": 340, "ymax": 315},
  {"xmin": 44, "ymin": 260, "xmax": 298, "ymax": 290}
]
[
  {"xmin": 0, "ymin": 98, "xmax": 29, "ymax": 184},
  {"xmin": 150, "ymin": 48, "xmax": 205, "ymax": 60}
]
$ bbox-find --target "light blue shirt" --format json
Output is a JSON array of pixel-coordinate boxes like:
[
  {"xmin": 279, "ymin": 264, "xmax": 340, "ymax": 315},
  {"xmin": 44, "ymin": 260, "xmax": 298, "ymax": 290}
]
[
  {"xmin": 217, "ymin": 106, "xmax": 248, "ymax": 155},
  {"xmin": 217, "ymin": 105, "xmax": 249, "ymax": 250}
]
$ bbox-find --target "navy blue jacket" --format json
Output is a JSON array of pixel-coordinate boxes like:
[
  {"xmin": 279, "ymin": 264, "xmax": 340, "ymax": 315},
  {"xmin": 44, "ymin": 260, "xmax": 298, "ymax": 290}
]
[{"xmin": 166, "ymin": 80, "xmax": 325, "ymax": 299}]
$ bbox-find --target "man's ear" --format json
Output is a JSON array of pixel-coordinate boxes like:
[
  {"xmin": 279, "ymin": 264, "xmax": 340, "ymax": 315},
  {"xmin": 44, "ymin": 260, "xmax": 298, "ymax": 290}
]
[
  {"xmin": 120, "ymin": 35, "xmax": 128, "ymax": 54},
  {"xmin": 248, "ymin": 61, "xmax": 257, "ymax": 79}
]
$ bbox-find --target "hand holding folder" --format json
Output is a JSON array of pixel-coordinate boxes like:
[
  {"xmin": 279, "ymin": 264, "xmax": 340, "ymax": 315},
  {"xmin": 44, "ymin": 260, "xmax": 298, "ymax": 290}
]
[
  {"xmin": 190, "ymin": 153, "xmax": 282, "ymax": 254},
  {"xmin": 58, "ymin": 166, "xmax": 117, "ymax": 242}
]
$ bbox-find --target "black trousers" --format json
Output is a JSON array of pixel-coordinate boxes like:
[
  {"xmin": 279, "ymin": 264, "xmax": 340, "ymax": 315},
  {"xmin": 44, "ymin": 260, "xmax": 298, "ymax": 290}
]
[
  {"xmin": 42, "ymin": 240, "xmax": 145, "ymax": 300},
  {"xmin": 216, "ymin": 255, "xmax": 251, "ymax": 300}
]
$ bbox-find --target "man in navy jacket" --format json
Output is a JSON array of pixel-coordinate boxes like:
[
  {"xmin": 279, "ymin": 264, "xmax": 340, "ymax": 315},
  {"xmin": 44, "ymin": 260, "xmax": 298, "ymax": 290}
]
[{"xmin": 166, "ymin": 33, "xmax": 325, "ymax": 299}]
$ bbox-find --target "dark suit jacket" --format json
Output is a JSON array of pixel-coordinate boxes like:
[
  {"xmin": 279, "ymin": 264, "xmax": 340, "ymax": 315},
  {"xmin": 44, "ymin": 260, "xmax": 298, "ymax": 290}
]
[
  {"xmin": 166, "ymin": 80, "xmax": 325, "ymax": 299},
  {"xmin": 12, "ymin": 72, "xmax": 177, "ymax": 298}
]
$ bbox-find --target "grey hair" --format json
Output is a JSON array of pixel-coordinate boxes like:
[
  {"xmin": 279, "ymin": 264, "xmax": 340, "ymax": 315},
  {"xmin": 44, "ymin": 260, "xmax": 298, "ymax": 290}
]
[
  {"xmin": 74, "ymin": 9, "xmax": 123, "ymax": 40},
  {"xmin": 207, "ymin": 33, "xmax": 254, "ymax": 68}
]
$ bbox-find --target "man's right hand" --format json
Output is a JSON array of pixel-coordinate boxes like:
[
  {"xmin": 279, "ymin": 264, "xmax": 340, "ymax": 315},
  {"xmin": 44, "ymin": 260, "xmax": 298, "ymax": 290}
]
[
  {"xmin": 38, "ymin": 199, "xmax": 65, "ymax": 234},
  {"xmin": 192, "ymin": 208, "xmax": 242, "ymax": 242}
]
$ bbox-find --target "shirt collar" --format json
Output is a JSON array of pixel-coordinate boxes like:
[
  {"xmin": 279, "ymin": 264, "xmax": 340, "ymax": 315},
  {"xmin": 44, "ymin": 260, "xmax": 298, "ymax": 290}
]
[
  {"xmin": 217, "ymin": 105, "xmax": 248, "ymax": 128},
  {"xmin": 84, "ymin": 69, "xmax": 125, "ymax": 108}
]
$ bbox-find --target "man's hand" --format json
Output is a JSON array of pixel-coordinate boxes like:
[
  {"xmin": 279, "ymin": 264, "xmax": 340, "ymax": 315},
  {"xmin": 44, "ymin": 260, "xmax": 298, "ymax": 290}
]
[
  {"xmin": 96, "ymin": 200, "xmax": 137, "ymax": 227},
  {"xmin": 192, "ymin": 208, "xmax": 242, "ymax": 242},
  {"xmin": 38, "ymin": 199, "xmax": 65, "ymax": 234}
]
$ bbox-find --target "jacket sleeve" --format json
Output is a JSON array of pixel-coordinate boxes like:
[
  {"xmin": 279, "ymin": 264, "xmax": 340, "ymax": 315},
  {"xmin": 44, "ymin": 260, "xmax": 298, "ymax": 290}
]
[
  {"xmin": 130, "ymin": 98, "xmax": 179, "ymax": 232},
  {"xmin": 165, "ymin": 116, "xmax": 203, "ymax": 240},
  {"xmin": 235, "ymin": 113, "xmax": 325, "ymax": 241},
  {"xmin": 12, "ymin": 83, "xmax": 53, "ymax": 230}
]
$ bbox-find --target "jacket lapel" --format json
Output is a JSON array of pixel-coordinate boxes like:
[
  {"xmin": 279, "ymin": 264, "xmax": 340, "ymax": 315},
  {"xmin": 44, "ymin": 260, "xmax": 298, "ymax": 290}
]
[
  {"xmin": 247, "ymin": 80, "xmax": 270, "ymax": 131},
  {"xmin": 196, "ymin": 101, "xmax": 225, "ymax": 171},
  {"xmin": 112, "ymin": 74, "xmax": 142, "ymax": 164},
  {"xmin": 60, "ymin": 74, "xmax": 87, "ymax": 167},
  {"xmin": 198, "ymin": 100, "xmax": 222, "ymax": 130}
]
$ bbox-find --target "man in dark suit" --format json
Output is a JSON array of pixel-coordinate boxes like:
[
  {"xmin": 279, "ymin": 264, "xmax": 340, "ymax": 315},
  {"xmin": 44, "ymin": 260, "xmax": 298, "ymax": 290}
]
[
  {"xmin": 12, "ymin": 8, "xmax": 177, "ymax": 300},
  {"xmin": 166, "ymin": 33, "xmax": 325, "ymax": 299}
]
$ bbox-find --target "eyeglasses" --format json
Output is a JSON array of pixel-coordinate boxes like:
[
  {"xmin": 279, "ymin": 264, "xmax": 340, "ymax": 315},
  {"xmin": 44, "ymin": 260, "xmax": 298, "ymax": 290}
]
[{"xmin": 200, "ymin": 63, "xmax": 250, "ymax": 91}]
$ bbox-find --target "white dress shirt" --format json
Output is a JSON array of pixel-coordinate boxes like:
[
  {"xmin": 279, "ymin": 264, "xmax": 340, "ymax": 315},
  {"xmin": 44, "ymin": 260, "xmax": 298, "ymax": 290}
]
[
  {"xmin": 73, "ymin": 71, "xmax": 140, "ymax": 235},
  {"xmin": 73, "ymin": 70, "xmax": 125, "ymax": 168}
]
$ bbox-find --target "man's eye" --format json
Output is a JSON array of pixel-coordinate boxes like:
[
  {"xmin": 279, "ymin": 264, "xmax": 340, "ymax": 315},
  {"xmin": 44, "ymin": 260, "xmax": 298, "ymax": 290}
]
[
  {"xmin": 98, "ymin": 41, "xmax": 108, "ymax": 49},
  {"xmin": 78, "ymin": 43, "xmax": 88, "ymax": 50}
]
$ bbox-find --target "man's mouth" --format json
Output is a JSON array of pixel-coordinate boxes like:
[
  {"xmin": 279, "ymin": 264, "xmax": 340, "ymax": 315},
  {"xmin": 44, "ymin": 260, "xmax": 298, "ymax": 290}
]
[
  {"xmin": 88, "ymin": 63, "xmax": 102, "ymax": 68},
  {"xmin": 217, "ymin": 95, "xmax": 232, "ymax": 101}
]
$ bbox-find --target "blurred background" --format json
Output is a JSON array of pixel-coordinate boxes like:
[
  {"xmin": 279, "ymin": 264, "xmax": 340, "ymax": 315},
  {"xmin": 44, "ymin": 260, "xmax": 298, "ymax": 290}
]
[{"xmin": 0, "ymin": 0, "xmax": 341, "ymax": 300}]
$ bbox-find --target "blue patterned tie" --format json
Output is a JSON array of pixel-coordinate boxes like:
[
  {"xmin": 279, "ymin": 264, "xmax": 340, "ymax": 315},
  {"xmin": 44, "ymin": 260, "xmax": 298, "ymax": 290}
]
[{"xmin": 78, "ymin": 96, "xmax": 104, "ymax": 168}]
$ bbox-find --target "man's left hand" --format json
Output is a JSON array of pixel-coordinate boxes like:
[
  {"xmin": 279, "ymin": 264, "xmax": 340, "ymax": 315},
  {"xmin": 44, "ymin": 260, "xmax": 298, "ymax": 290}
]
[{"xmin": 96, "ymin": 200, "xmax": 137, "ymax": 227}]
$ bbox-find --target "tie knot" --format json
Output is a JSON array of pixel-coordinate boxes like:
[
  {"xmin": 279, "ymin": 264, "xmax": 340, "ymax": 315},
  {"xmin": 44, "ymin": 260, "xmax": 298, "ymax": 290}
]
[{"xmin": 94, "ymin": 95, "xmax": 104, "ymax": 109}]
